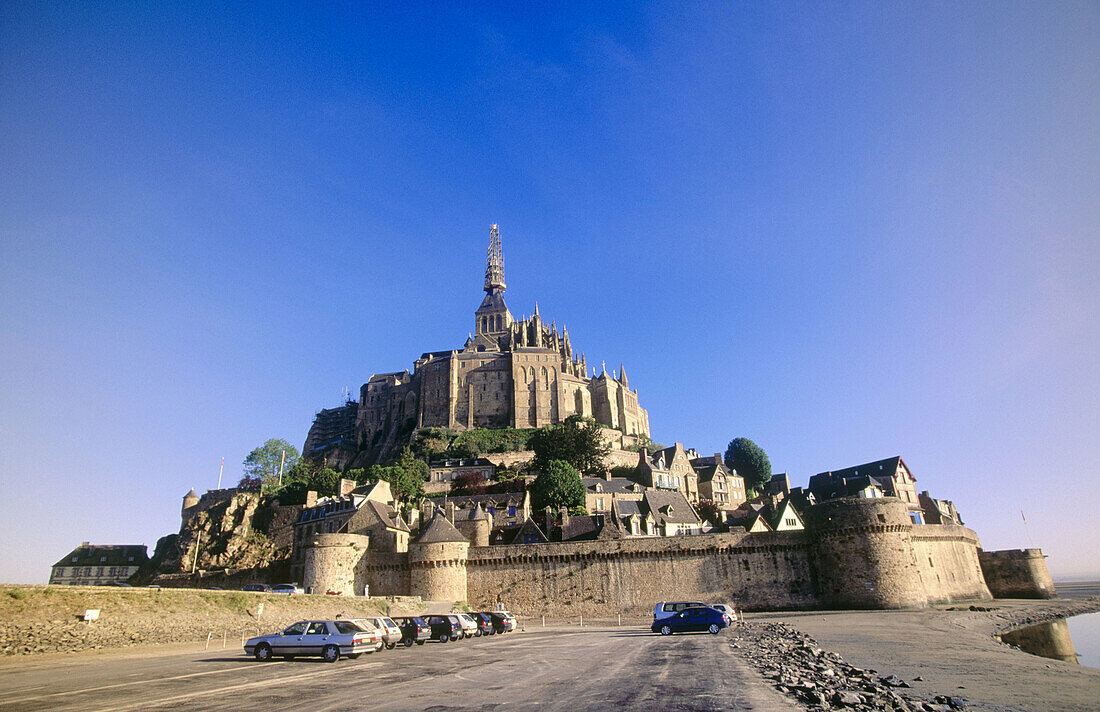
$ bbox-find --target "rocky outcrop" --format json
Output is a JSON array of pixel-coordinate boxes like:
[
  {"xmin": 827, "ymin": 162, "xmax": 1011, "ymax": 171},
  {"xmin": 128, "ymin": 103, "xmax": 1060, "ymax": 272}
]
[{"xmin": 138, "ymin": 493, "xmax": 303, "ymax": 585}]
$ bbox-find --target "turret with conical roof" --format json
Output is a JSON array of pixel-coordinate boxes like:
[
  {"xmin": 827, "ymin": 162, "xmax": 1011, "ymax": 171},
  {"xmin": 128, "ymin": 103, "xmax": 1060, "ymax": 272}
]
[
  {"xmin": 455, "ymin": 503, "xmax": 491, "ymax": 547},
  {"xmin": 408, "ymin": 511, "xmax": 470, "ymax": 602},
  {"xmin": 182, "ymin": 489, "xmax": 199, "ymax": 527}
]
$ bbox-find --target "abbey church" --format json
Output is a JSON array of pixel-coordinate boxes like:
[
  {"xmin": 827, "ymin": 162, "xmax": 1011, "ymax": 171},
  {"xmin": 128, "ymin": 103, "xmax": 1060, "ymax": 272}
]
[{"xmin": 304, "ymin": 226, "xmax": 650, "ymax": 469}]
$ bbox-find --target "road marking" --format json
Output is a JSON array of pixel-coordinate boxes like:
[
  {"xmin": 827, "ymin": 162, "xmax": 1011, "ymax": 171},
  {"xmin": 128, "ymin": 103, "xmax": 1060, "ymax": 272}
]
[
  {"xmin": 0, "ymin": 660, "xmax": 286, "ymax": 704},
  {"xmin": 79, "ymin": 662, "xmax": 371, "ymax": 712}
]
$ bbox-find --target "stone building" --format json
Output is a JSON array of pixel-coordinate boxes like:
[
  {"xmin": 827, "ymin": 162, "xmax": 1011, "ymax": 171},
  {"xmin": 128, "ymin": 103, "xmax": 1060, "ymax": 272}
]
[
  {"xmin": 582, "ymin": 475, "xmax": 646, "ymax": 515},
  {"xmin": 690, "ymin": 453, "xmax": 747, "ymax": 512},
  {"xmin": 636, "ymin": 444, "xmax": 699, "ymax": 502},
  {"xmin": 50, "ymin": 543, "xmax": 148, "ymax": 586},
  {"xmin": 303, "ymin": 225, "xmax": 651, "ymax": 468},
  {"xmin": 808, "ymin": 456, "xmax": 926, "ymax": 523},
  {"xmin": 427, "ymin": 457, "xmax": 496, "ymax": 494}
]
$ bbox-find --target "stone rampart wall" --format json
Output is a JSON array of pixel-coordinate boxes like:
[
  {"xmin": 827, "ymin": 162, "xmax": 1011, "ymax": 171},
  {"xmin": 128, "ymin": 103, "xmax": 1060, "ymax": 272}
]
[
  {"xmin": 910, "ymin": 526, "xmax": 992, "ymax": 603},
  {"xmin": 359, "ymin": 550, "xmax": 409, "ymax": 597},
  {"xmin": 465, "ymin": 532, "xmax": 819, "ymax": 616},
  {"xmin": 978, "ymin": 548, "xmax": 1056, "ymax": 599},
  {"xmin": 302, "ymin": 534, "xmax": 368, "ymax": 595}
]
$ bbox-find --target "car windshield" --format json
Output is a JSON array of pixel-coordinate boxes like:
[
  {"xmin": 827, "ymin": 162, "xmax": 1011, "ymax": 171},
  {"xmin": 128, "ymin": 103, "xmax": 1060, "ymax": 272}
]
[
  {"xmin": 382, "ymin": 618, "xmax": 397, "ymax": 627},
  {"xmin": 354, "ymin": 619, "xmax": 378, "ymax": 629},
  {"xmin": 283, "ymin": 622, "xmax": 308, "ymax": 636},
  {"xmin": 412, "ymin": 617, "xmax": 426, "ymax": 625},
  {"xmin": 332, "ymin": 621, "xmax": 363, "ymax": 634}
]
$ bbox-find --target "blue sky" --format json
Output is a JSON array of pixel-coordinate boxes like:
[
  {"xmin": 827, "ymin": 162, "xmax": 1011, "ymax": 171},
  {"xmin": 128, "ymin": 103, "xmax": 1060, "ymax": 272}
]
[{"xmin": 2, "ymin": 2, "xmax": 1097, "ymax": 583}]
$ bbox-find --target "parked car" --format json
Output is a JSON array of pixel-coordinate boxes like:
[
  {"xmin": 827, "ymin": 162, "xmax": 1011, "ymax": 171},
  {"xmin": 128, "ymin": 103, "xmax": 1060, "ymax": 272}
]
[
  {"xmin": 709, "ymin": 603, "xmax": 740, "ymax": 622},
  {"xmin": 651, "ymin": 607, "xmax": 731, "ymax": 636},
  {"xmin": 392, "ymin": 616, "xmax": 431, "ymax": 646},
  {"xmin": 424, "ymin": 615, "xmax": 463, "ymax": 643},
  {"xmin": 487, "ymin": 611, "xmax": 516, "ymax": 633},
  {"xmin": 271, "ymin": 583, "xmax": 305, "ymax": 595},
  {"xmin": 245, "ymin": 620, "xmax": 379, "ymax": 662},
  {"xmin": 472, "ymin": 612, "xmax": 496, "ymax": 636},
  {"xmin": 652, "ymin": 601, "xmax": 707, "ymax": 622},
  {"xmin": 242, "ymin": 584, "xmax": 272, "ymax": 593},
  {"xmin": 455, "ymin": 613, "xmax": 480, "ymax": 638},
  {"xmin": 350, "ymin": 617, "xmax": 402, "ymax": 649},
  {"xmin": 444, "ymin": 615, "xmax": 469, "ymax": 639}
]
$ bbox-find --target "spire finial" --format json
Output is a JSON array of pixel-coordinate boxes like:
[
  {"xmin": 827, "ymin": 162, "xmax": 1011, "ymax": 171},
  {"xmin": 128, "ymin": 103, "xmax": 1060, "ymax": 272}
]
[{"xmin": 484, "ymin": 224, "xmax": 506, "ymax": 294}]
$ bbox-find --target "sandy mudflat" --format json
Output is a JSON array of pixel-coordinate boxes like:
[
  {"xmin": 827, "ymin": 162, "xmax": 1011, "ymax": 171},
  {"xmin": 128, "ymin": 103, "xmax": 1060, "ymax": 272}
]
[{"xmin": 754, "ymin": 599, "xmax": 1100, "ymax": 712}]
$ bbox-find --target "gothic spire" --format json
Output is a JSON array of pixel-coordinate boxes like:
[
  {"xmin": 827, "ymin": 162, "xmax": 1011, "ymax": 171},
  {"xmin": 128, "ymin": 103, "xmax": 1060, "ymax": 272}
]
[{"xmin": 484, "ymin": 223, "xmax": 506, "ymax": 294}]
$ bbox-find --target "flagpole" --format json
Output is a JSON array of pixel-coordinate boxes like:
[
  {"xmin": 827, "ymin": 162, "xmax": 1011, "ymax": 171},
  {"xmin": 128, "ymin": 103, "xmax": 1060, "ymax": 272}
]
[{"xmin": 217, "ymin": 457, "xmax": 224, "ymax": 489}]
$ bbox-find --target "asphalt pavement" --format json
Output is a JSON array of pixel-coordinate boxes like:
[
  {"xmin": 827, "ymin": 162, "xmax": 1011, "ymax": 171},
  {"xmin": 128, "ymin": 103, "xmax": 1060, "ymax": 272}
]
[{"xmin": 0, "ymin": 626, "xmax": 799, "ymax": 712}]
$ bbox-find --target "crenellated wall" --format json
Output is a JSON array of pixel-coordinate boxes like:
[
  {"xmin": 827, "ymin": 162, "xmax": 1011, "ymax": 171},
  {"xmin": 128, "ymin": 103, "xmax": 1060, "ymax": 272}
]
[
  {"xmin": 300, "ymin": 496, "xmax": 1024, "ymax": 611},
  {"xmin": 978, "ymin": 548, "xmax": 1056, "ymax": 599}
]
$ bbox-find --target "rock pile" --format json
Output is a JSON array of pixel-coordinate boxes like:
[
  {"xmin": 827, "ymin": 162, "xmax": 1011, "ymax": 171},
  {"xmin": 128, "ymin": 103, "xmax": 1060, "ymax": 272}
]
[{"xmin": 733, "ymin": 622, "xmax": 967, "ymax": 712}]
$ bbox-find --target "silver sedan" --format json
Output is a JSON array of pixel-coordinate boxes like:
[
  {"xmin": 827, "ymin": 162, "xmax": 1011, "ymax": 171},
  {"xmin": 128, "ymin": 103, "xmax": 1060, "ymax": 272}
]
[{"xmin": 245, "ymin": 620, "xmax": 380, "ymax": 662}]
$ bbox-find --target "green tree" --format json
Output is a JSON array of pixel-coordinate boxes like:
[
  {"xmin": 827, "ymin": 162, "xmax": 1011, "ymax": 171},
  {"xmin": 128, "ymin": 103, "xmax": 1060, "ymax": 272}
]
[
  {"xmin": 724, "ymin": 437, "xmax": 772, "ymax": 493},
  {"xmin": 529, "ymin": 415, "xmax": 610, "ymax": 476},
  {"xmin": 411, "ymin": 427, "xmax": 457, "ymax": 461},
  {"xmin": 362, "ymin": 447, "xmax": 428, "ymax": 504},
  {"xmin": 243, "ymin": 438, "xmax": 300, "ymax": 490},
  {"xmin": 696, "ymin": 499, "xmax": 721, "ymax": 526},
  {"xmin": 529, "ymin": 459, "xmax": 586, "ymax": 511}
]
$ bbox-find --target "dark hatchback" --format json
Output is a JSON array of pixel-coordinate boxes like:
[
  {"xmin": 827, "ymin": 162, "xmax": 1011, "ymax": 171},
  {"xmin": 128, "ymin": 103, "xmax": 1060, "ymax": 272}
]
[
  {"xmin": 486, "ymin": 611, "xmax": 516, "ymax": 633},
  {"xmin": 424, "ymin": 615, "xmax": 463, "ymax": 643},
  {"xmin": 472, "ymin": 612, "xmax": 496, "ymax": 636},
  {"xmin": 651, "ymin": 606, "xmax": 731, "ymax": 636},
  {"xmin": 392, "ymin": 616, "xmax": 431, "ymax": 647}
]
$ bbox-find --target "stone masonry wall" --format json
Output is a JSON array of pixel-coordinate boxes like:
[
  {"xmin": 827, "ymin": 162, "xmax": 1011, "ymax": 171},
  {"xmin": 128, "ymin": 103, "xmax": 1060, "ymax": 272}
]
[
  {"xmin": 978, "ymin": 548, "xmax": 1056, "ymax": 599},
  {"xmin": 910, "ymin": 526, "xmax": 992, "ymax": 603},
  {"xmin": 465, "ymin": 532, "xmax": 819, "ymax": 616}
]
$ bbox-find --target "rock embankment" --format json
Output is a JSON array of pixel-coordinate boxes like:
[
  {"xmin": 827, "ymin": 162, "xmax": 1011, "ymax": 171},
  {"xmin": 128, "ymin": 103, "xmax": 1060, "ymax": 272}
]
[
  {"xmin": 0, "ymin": 585, "xmax": 419, "ymax": 658},
  {"xmin": 735, "ymin": 622, "xmax": 967, "ymax": 712}
]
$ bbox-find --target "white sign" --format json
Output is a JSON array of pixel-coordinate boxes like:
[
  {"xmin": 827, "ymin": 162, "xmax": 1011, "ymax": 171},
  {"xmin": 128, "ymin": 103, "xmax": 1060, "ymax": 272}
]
[
  {"xmin": 83, "ymin": 609, "xmax": 100, "ymax": 621},
  {"xmin": 257, "ymin": 602, "xmax": 264, "ymax": 617}
]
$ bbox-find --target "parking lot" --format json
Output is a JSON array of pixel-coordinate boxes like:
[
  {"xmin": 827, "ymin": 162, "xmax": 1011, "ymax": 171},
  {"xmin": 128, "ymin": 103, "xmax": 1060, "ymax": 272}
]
[{"xmin": 0, "ymin": 625, "xmax": 799, "ymax": 711}]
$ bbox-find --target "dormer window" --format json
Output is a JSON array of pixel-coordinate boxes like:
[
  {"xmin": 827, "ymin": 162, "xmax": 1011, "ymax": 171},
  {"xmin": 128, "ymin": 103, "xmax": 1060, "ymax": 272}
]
[{"xmin": 595, "ymin": 484, "xmax": 603, "ymax": 493}]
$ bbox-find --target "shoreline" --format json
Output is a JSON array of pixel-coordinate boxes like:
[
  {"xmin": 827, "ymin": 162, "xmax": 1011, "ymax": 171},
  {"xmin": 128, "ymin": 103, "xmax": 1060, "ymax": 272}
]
[{"xmin": 748, "ymin": 598, "xmax": 1100, "ymax": 712}]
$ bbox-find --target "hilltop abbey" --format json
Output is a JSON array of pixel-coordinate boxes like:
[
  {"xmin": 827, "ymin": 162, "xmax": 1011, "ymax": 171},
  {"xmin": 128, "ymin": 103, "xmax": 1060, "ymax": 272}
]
[{"xmin": 304, "ymin": 226, "xmax": 649, "ymax": 469}]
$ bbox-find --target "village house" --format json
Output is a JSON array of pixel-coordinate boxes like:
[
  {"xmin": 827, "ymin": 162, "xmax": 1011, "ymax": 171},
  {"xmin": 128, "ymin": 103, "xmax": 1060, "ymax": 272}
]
[
  {"xmin": 582, "ymin": 475, "xmax": 646, "ymax": 514},
  {"xmin": 50, "ymin": 543, "xmax": 148, "ymax": 586},
  {"xmin": 690, "ymin": 453, "xmax": 747, "ymax": 512},
  {"xmin": 427, "ymin": 457, "xmax": 496, "ymax": 494},
  {"xmin": 807, "ymin": 456, "xmax": 925, "ymax": 523},
  {"xmin": 636, "ymin": 443, "xmax": 699, "ymax": 502}
]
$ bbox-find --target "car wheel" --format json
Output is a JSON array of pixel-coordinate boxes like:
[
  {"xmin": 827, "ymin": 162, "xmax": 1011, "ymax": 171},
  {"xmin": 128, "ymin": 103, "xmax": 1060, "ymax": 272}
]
[
  {"xmin": 660, "ymin": 625, "xmax": 672, "ymax": 636},
  {"xmin": 322, "ymin": 644, "xmax": 340, "ymax": 663},
  {"xmin": 438, "ymin": 633, "xmax": 449, "ymax": 643},
  {"xmin": 404, "ymin": 638, "xmax": 414, "ymax": 648},
  {"xmin": 416, "ymin": 639, "xmax": 425, "ymax": 645},
  {"xmin": 475, "ymin": 629, "xmax": 482, "ymax": 637},
  {"xmin": 386, "ymin": 642, "xmax": 396, "ymax": 650},
  {"xmin": 254, "ymin": 643, "xmax": 272, "ymax": 661},
  {"xmin": 708, "ymin": 623, "xmax": 720, "ymax": 635}
]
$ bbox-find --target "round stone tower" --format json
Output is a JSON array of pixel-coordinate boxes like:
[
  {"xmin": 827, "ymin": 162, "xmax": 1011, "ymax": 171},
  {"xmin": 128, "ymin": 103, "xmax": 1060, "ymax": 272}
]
[
  {"xmin": 408, "ymin": 513, "xmax": 470, "ymax": 602},
  {"xmin": 805, "ymin": 497, "xmax": 928, "ymax": 609},
  {"xmin": 181, "ymin": 489, "xmax": 199, "ymax": 526},
  {"xmin": 302, "ymin": 533, "xmax": 369, "ymax": 595},
  {"xmin": 455, "ymin": 503, "xmax": 491, "ymax": 547}
]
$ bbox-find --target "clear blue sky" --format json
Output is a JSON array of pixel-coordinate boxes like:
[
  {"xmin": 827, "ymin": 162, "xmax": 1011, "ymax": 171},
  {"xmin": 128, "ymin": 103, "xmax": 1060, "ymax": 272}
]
[{"xmin": 2, "ymin": 3, "xmax": 1097, "ymax": 584}]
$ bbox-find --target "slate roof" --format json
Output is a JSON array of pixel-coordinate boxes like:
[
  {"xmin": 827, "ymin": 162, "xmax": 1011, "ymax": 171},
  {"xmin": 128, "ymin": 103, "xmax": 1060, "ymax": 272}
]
[
  {"xmin": 692, "ymin": 462, "xmax": 735, "ymax": 484},
  {"xmin": 53, "ymin": 544, "xmax": 148, "ymax": 568},
  {"xmin": 616, "ymin": 499, "xmax": 644, "ymax": 518},
  {"xmin": 415, "ymin": 514, "xmax": 469, "ymax": 544},
  {"xmin": 582, "ymin": 477, "xmax": 644, "ymax": 494},
  {"xmin": 642, "ymin": 491, "xmax": 701, "ymax": 526},
  {"xmin": 491, "ymin": 519, "xmax": 549, "ymax": 545},
  {"xmin": 447, "ymin": 493, "xmax": 522, "ymax": 508},
  {"xmin": 466, "ymin": 503, "xmax": 491, "ymax": 521},
  {"xmin": 364, "ymin": 500, "xmax": 410, "ymax": 532}
]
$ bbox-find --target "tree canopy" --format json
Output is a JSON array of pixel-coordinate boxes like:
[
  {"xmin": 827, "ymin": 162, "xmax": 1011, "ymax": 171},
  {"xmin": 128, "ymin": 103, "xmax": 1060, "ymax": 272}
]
[
  {"xmin": 529, "ymin": 459, "xmax": 587, "ymax": 512},
  {"xmin": 348, "ymin": 447, "xmax": 428, "ymax": 505},
  {"xmin": 724, "ymin": 437, "xmax": 772, "ymax": 493},
  {"xmin": 243, "ymin": 438, "xmax": 300, "ymax": 490},
  {"xmin": 529, "ymin": 415, "xmax": 610, "ymax": 476}
]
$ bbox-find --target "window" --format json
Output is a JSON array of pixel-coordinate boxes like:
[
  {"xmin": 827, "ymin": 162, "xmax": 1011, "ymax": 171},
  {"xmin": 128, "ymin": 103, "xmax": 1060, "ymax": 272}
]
[
  {"xmin": 596, "ymin": 498, "xmax": 605, "ymax": 511},
  {"xmin": 306, "ymin": 622, "xmax": 329, "ymax": 635},
  {"xmin": 785, "ymin": 518, "xmax": 796, "ymax": 527},
  {"xmin": 508, "ymin": 505, "xmax": 516, "ymax": 517}
]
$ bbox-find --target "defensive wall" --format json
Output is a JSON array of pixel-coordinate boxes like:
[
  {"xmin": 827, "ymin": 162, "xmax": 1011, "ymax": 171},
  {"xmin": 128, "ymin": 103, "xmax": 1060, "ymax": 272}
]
[
  {"xmin": 303, "ymin": 497, "xmax": 1006, "ymax": 612},
  {"xmin": 977, "ymin": 548, "xmax": 1056, "ymax": 599}
]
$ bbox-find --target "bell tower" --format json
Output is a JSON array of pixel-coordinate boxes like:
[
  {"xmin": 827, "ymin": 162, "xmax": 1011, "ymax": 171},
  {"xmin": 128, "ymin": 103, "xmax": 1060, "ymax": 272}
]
[{"xmin": 474, "ymin": 224, "xmax": 513, "ymax": 341}]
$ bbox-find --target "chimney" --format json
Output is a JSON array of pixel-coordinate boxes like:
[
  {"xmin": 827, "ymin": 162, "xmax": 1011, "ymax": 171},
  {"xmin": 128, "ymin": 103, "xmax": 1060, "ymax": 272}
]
[
  {"xmin": 80, "ymin": 541, "xmax": 90, "ymax": 547},
  {"xmin": 604, "ymin": 468, "xmax": 612, "ymax": 481},
  {"xmin": 305, "ymin": 490, "xmax": 318, "ymax": 508},
  {"xmin": 545, "ymin": 506, "xmax": 555, "ymax": 538},
  {"xmin": 714, "ymin": 453, "xmax": 722, "ymax": 465},
  {"xmin": 338, "ymin": 478, "xmax": 356, "ymax": 497},
  {"xmin": 446, "ymin": 501, "xmax": 456, "ymax": 524},
  {"xmin": 559, "ymin": 506, "xmax": 570, "ymax": 529}
]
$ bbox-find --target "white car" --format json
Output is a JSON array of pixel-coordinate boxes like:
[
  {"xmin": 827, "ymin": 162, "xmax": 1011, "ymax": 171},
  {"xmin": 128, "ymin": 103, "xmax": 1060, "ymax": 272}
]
[
  {"xmin": 245, "ymin": 620, "xmax": 379, "ymax": 662},
  {"xmin": 350, "ymin": 617, "xmax": 401, "ymax": 649},
  {"xmin": 455, "ymin": 613, "xmax": 480, "ymax": 637},
  {"xmin": 271, "ymin": 583, "xmax": 305, "ymax": 595},
  {"xmin": 709, "ymin": 603, "xmax": 741, "ymax": 622}
]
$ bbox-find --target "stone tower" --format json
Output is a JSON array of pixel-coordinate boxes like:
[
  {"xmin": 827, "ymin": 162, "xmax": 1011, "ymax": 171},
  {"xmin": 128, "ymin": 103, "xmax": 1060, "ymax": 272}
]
[
  {"xmin": 181, "ymin": 489, "xmax": 199, "ymax": 526},
  {"xmin": 805, "ymin": 497, "xmax": 928, "ymax": 609},
  {"xmin": 408, "ymin": 512, "xmax": 470, "ymax": 602},
  {"xmin": 455, "ymin": 503, "xmax": 491, "ymax": 547}
]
